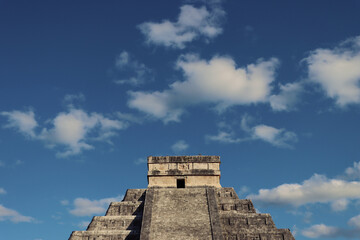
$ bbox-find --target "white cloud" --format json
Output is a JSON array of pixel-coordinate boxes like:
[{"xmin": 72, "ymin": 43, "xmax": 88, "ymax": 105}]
[
  {"xmin": 206, "ymin": 115, "xmax": 297, "ymax": 148},
  {"xmin": 252, "ymin": 124, "xmax": 298, "ymax": 148},
  {"xmin": 0, "ymin": 160, "xmax": 4, "ymax": 167},
  {"xmin": 113, "ymin": 51, "xmax": 152, "ymax": 86},
  {"xmin": 128, "ymin": 90, "xmax": 184, "ymax": 123},
  {"xmin": 69, "ymin": 195, "xmax": 123, "ymax": 217},
  {"xmin": 269, "ymin": 82, "xmax": 303, "ymax": 111},
  {"xmin": 176, "ymin": 55, "xmax": 278, "ymax": 106},
  {"xmin": 0, "ymin": 188, "xmax": 6, "ymax": 194},
  {"xmin": 348, "ymin": 214, "xmax": 360, "ymax": 229},
  {"xmin": 330, "ymin": 199, "xmax": 349, "ymax": 212},
  {"xmin": 128, "ymin": 55, "xmax": 279, "ymax": 122},
  {"xmin": 171, "ymin": 140, "xmax": 189, "ymax": 153},
  {"xmin": 0, "ymin": 204, "xmax": 34, "ymax": 223},
  {"xmin": 302, "ymin": 218, "xmax": 360, "ymax": 239},
  {"xmin": 305, "ymin": 35, "xmax": 360, "ymax": 107},
  {"xmin": 302, "ymin": 224, "xmax": 339, "ymax": 238},
  {"xmin": 0, "ymin": 110, "xmax": 38, "ymax": 138},
  {"xmin": 248, "ymin": 174, "xmax": 360, "ymax": 208},
  {"xmin": 39, "ymin": 109, "xmax": 126, "ymax": 158},
  {"xmin": 138, "ymin": 4, "xmax": 225, "ymax": 49},
  {"xmin": 1, "ymin": 107, "xmax": 128, "ymax": 158}
]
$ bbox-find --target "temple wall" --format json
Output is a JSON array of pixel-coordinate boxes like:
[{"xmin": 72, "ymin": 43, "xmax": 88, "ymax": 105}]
[
  {"xmin": 148, "ymin": 175, "xmax": 221, "ymax": 188},
  {"xmin": 147, "ymin": 155, "xmax": 221, "ymax": 188}
]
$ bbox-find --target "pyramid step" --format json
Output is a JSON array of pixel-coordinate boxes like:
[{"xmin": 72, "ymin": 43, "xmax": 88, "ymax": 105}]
[
  {"xmin": 69, "ymin": 230, "xmax": 140, "ymax": 240},
  {"xmin": 216, "ymin": 187, "xmax": 239, "ymax": 199},
  {"xmin": 123, "ymin": 189, "xmax": 146, "ymax": 202},
  {"xmin": 217, "ymin": 199, "xmax": 256, "ymax": 213},
  {"xmin": 87, "ymin": 216, "xmax": 142, "ymax": 231},
  {"xmin": 215, "ymin": 188, "xmax": 256, "ymax": 213},
  {"xmin": 220, "ymin": 212, "xmax": 276, "ymax": 230},
  {"xmin": 106, "ymin": 201, "xmax": 144, "ymax": 216},
  {"xmin": 222, "ymin": 229, "xmax": 294, "ymax": 240}
]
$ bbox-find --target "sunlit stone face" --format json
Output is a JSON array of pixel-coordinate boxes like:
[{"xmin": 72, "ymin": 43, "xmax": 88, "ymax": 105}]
[{"xmin": 147, "ymin": 155, "xmax": 221, "ymax": 188}]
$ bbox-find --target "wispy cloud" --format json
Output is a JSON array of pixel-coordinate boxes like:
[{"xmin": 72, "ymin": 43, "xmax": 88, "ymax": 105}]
[
  {"xmin": 238, "ymin": 186, "xmax": 250, "ymax": 197},
  {"xmin": 344, "ymin": 161, "xmax": 360, "ymax": 180},
  {"xmin": 206, "ymin": 115, "xmax": 297, "ymax": 148},
  {"xmin": 302, "ymin": 224, "xmax": 340, "ymax": 238},
  {"xmin": 287, "ymin": 210, "xmax": 313, "ymax": 224},
  {"xmin": 206, "ymin": 131, "xmax": 247, "ymax": 144},
  {"xmin": 0, "ymin": 160, "xmax": 24, "ymax": 168},
  {"xmin": 128, "ymin": 55, "xmax": 279, "ymax": 122},
  {"xmin": 63, "ymin": 93, "xmax": 86, "ymax": 108},
  {"xmin": 60, "ymin": 200, "xmax": 69, "ymax": 206},
  {"xmin": 0, "ymin": 110, "xmax": 38, "ymax": 138},
  {"xmin": 69, "ymin": 195, "xmax": 123, "ymax": 217},
  {"xmin": 304, "ymin": 35, "xmax": 360, "ymax": 107},
  {"xmin": 252, "ymin": 124, "xmax": 298, "ymax": 148},
  {"xmin": 134, "ymin": 158, "xmax": 147, "ymax": 165},
  {"xmin": 112, "ymin": 51, "xmax": 152, "ymax": 86},
  {"xmin": 171, "ymin": 140, "xmax": 189, "ymax": 153},
  {"xmin": 14, "ymin": 160, "xmax": 24, "ymax": 166},
  {"xmin": 138, "ymin": 3, "xmax": 225, "ymax": 49},
  {"xmin": 0, "ymin": 204, "xmax": 35, "ymax": 223},
  {"xmin": 0, "ymin": 188, "xmax": 6, "ymax": 194},
  {"xmin": 78, "ymin": 220, "xmax": 90, "ymax": 229},
  {"xmin": 269, "ymin": 82, "xmax": 303, "ymax": 111}
]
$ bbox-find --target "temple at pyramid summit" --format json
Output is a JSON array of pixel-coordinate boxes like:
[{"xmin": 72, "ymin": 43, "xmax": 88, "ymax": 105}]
[{"xmin": 69, "ymin": 155, "xmax": 295, "ymax": 240}]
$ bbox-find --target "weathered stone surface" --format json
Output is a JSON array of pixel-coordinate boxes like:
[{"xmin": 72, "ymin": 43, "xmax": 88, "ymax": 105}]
[
  {"xmin": 68, "ymin": 189, "xmax": 145, "ymax": 240},
  {"xmin": 148, "ymin": 155, "xmax": 220, "ymax": 163},
  {"xmin": 207, "ymin": 187, "xmax": 224, "ymax": 240},
  {"xmin": 68, "ymin": 156, "xmax": 295, "ymax": 240},
  {"xmin": 148, "ymin": 155, "xmax": 221, "ymax": 188},
  {"xmin": 146, "ymin": 188, "xmax": 213, "ymax": 240},
  {"xmin": 214, "ymin": 188, "xmax": 294, "ymax": 240},
  {"xmin": 69, "ymin": 230, "xmax": 139, "ymax": 240},
  {"xmin": 87, "ymin": 216, "xmax": 142, "ymax": 231}
]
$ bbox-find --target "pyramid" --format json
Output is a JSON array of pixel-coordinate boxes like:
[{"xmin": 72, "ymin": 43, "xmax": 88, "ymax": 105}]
[{"xmin": 69, "ymin": 155, "xmax": 295, "ymax": 240}]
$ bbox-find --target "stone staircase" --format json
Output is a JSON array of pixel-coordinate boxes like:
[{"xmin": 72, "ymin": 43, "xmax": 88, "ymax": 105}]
[
  {"xmin": 215, "ymin": 188, "xmax": 295, "ymax": 240},
  {"xmin": 69, "ymin": 189, "xmax": 146, "ymax": 240},
  {"xmin": 141, "ymin": 188, "xmax": 213, "ymax": 240}
]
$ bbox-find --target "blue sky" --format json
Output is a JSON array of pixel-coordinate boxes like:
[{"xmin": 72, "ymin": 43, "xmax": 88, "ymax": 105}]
[{"xmin": 1, "ymin": 0, "xmax": 360, "ymax": 239}]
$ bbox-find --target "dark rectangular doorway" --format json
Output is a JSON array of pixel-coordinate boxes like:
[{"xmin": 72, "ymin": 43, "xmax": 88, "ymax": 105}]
[{"xmin": 177, "ymin": 179, "xmax": 185, "ymax": 188}]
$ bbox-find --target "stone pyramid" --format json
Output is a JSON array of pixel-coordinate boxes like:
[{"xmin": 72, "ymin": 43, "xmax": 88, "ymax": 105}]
[{"xmin": 69, "ymin": 155, "xmax": 295, "ymax": 240}]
